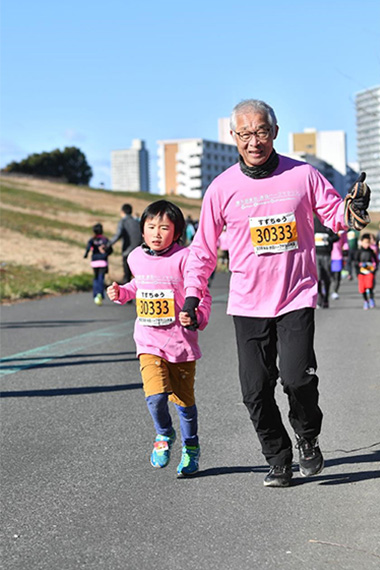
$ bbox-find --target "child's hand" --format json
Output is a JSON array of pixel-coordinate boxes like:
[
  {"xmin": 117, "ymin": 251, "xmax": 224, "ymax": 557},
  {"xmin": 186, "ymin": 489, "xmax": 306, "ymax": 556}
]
[
  {"xmin": 107, "ymin": 282, "xmax": 120, "ymax": 301},
  {"xmin": 179, "ymin": 310, "xmax": 199, "ymax": 330},
  {"xmin": 181, "ymin": 296, "xmax": 199, "ymax": 330},
  {"xmin": 179, "ymin": 311, "xmax": 192, "ymax": 327}
]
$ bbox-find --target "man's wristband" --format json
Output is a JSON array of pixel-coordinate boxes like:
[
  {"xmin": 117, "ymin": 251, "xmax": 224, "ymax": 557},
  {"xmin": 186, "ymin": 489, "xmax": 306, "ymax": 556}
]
[
  {"xmin": 182, "ymin": 296, "xmax": 200, "ymax": 313},
  {"xmin": 182, "ymin": 296, "xmax": 200, "ymax": 330}
]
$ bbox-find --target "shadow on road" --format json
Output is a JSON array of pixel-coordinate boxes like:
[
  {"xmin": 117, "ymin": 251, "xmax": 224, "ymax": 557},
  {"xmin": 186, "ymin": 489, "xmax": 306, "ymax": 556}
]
[
  {"xmin": 2, "ymin": 351, "xmax": 136, "ymax": 361},
  {"xmin": 308, "ymin": 469, "xmax": 380, "ymax": 485},
  {"xmin": 0, "ymin": 319, "xmax": 119, "ymax": 329},
  {"xmin": 1, "ymin": 351, "xmax": 138, "ymax": 373},
  {"xmin": 187, "ymin": 449, "xmax": 380, "ymax": 485},
  {"xmin": 0, "ymin": 382, "xmax": 143, "ymax": 398},
  {"xmin": 325, "ymin": 448, "xmax": 380, "ymax": 467}
]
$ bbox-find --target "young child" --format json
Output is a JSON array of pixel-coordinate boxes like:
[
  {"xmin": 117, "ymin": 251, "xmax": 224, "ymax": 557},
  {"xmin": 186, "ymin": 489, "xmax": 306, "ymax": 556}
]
[
  {"xmin": 84, "ymin": 223, "xmax": 112, "ymax": 306},
  {"xmin": 356, "ymin": 233, "xmax": 378, "ymax": 310},
  {"xmin": 107, "ymin": 200, "xmax": 211, "ymax": 477},
  {"xmin": 330, "ymin": 230, "xmax": 348, "ymax": 300}
]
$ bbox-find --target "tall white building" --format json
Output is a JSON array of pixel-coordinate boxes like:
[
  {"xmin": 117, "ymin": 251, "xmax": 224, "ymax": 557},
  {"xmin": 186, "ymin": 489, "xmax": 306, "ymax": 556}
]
[
  {"xmin": 356, "ymin": 86, "xmax": 380, "ymax": 211},
  {"xmin": 218, "ymin": 117, "xmax": 233, "ymax": 144},
  {"xmin": 111, "ymin": 139, "xmax": 150, "ymax": 192},
  {"xmin": 157, "ymin": 138, "xmax": 238, "ymax": 199}
]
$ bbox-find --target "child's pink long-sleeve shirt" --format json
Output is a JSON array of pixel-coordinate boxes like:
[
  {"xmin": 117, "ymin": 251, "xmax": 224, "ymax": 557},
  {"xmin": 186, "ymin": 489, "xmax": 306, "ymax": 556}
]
[
  {"xmin": 185, "ymin": 155, "xmax": 347, "ymax": 318},
  {"xmin": 116, "ymin": 244, "xmax": 211, "ymax": 362}
]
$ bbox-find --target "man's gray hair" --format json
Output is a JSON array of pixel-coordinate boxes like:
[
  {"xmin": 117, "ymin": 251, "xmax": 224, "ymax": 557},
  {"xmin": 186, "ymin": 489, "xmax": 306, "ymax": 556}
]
[{"xmin": 230, "ymin": 99, "xmax": 278, "ymax": 133}]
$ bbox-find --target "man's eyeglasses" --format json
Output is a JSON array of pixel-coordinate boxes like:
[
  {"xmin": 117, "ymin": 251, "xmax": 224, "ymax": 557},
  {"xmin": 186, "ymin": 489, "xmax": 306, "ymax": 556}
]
[{"xmin": 234, "ymin": 128, "xmax": 272, "ymax": 142}]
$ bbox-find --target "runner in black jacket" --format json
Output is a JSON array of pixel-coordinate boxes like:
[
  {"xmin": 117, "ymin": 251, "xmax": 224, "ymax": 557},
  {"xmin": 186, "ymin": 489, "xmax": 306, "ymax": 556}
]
[
  {"xmin": 108, "ymin": 204, "xmax": 142, "ymax": 283},
  {"xmin": 314, "ymin": 217, "xmax": 339, "ymax": 308}
]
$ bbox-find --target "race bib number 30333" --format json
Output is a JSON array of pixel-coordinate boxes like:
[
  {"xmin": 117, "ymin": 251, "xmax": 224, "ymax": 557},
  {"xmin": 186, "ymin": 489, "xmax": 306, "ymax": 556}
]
[
  {"xmin": 136, "ymin": 289, "xmax": 175, "ymax": 326},
  {"xmin": 249, "ymin": 212, "xmax": 298, "ymax": 255}
]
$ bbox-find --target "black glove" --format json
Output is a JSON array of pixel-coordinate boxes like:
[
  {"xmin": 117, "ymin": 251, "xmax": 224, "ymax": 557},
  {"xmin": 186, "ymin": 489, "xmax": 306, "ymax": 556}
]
[
  {"xmin": 350, "ymin": 172, "xmax": 371, "ymax": 210},
  {"xmin": 344, "ymin": 172, "xmax": 371, "ymax": 230},
  {"xmin": 182, "ymin": 296, "xmax": 200, "ymax": 331}
]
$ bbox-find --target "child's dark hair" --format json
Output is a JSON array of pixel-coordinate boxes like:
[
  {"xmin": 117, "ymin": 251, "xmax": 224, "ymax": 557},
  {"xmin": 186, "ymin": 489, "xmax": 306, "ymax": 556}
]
[
  {"xmin": 361, "ymin": 233, "xmax": 371, "ymax": 241},
  {"xmin": 93, "ymin": 223, "xmax": 103, "ymax": 235},
  {"xmin": 140, "ymin": 200, "xmax": 185, "ymax": 244}
]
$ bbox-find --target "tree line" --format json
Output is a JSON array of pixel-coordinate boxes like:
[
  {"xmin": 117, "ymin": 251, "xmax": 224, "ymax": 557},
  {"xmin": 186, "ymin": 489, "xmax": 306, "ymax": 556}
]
[{"xmin": 2, "ymin": 147, "xmax": 93, "ymax": 185}]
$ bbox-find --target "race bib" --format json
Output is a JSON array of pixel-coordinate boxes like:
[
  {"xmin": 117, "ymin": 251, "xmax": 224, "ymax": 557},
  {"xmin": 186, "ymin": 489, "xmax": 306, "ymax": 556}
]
[
  {"xmin": 136, "ymin": 289, "xmax": 175, "ymax": 326},
  {"xmin": 249, "ymin": 212, "xmax": 298, "ymax": 255},
  {"xmin": 359, "ymin": 263, "xmax": 375, "ymax": 275}
]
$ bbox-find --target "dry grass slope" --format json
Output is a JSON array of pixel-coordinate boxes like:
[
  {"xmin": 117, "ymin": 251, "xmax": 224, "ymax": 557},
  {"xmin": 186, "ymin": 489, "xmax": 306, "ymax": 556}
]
[
  {"xmin": 0, "ymin": 175, "xmax": 202, "ymax": 301},
  {"xmin": 1, "ymin": 174, "xmax": 379, "ymax": 302}
]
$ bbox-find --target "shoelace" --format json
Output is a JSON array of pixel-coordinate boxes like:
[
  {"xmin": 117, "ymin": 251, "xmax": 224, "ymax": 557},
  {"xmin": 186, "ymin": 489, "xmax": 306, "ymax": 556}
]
[
  {"xmin": 181, "ymin": 448, "xmax": 199, "ymax": 467},
  {"xmin": 269, "ymin": 465, "xmax": 289, "ymax": 474},
  {"xmin": 296, "ymin": 437, "xmax": 318, "ymax": 457}
]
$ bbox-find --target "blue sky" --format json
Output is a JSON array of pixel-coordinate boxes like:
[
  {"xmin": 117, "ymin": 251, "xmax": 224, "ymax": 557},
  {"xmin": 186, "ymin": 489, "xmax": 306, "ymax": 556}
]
[{"xmin": 1, "ymin": 0, "xmax": 379, "ymax": 192}]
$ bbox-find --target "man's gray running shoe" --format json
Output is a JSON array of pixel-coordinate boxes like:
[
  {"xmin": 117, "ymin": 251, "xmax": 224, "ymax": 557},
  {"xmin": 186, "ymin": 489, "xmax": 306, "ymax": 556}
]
[
  {"xmin": 263, "ymin": 465, "xmax": 293, "ymax": 487},
  {"xmin": 296, "ymin": 435, "xmax": 324, "ymax": 477}
]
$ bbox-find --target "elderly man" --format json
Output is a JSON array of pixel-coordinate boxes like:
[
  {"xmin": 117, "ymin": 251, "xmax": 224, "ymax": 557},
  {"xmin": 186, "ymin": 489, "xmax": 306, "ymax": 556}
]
[{"xmin": 182, "ymin": 99, "xmax": 370, "ymax": 487}]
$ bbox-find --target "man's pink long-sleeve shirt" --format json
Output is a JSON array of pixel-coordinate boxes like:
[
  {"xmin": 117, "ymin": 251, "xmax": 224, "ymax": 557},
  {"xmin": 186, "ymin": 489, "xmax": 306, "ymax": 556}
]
[{"xmin": 185, "ymin": 155, "xmax": 347, "ymax": 318}]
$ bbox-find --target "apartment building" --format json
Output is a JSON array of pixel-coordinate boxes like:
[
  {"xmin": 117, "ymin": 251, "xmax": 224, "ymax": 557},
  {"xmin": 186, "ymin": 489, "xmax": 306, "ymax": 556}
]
[
  {"xmin": 111, "ymin": 139, "xmax": 150, "ymax": 192},
  {"xmin": 218, "ymin": 117, "xmax": 233, "ymax": 144},
  {"xmin": 157, "ymin": 138, "xmax": 239, "ymax": 199},
  {"xmin": 288, "ymin": 128, "xmax": 350, "ymax": 197},
  {"xmin": 356, "ymin": 86, "xmax": 380, "ymax": 211}
]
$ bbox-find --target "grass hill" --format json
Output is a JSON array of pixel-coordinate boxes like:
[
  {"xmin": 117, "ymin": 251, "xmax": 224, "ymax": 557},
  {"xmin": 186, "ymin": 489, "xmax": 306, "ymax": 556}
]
[
  {"xmin": 0, "ymin": 175, "xmax": 202, "ymax": 302},
  {"xmin": 1, "ymin": 174, "xmax": 379, "ymax": 303}
]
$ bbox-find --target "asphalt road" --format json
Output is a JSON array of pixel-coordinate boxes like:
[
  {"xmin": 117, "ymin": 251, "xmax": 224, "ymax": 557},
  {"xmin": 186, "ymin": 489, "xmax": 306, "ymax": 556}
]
[{"xmin": 1, "ymin": 272, "xmax": 379, "ymax": 570}]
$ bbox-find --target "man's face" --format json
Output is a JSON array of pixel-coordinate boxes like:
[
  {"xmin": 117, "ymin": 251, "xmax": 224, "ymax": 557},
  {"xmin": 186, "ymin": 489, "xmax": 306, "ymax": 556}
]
[{"xmin": 232, "ymin": 112, "xmax": 278, "ymax": 167}]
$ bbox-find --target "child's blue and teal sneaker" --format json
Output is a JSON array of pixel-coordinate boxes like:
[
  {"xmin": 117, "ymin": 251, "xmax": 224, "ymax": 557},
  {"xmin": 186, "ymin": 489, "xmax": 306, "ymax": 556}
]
[
  {"xmin": 150, "ymin": 430, "xmax": 176, "ymax": 469},
  {"xmin": 177, "ymin": 445, "xmax": 200, "ymax": 477}
]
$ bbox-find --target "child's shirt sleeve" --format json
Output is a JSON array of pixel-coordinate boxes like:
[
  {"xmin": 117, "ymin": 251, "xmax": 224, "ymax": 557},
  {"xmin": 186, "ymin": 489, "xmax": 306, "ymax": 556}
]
[
  {"xmin": 83, "ymin": 238, "xmax": 93, "ymax": 258},
  {"xmin": 116, "ymin": 279, "xmax": 138, "ymax": 304}
]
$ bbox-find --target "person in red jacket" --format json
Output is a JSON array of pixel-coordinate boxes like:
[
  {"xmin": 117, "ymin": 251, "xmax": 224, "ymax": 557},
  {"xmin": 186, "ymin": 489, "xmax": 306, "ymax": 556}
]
[{"xmin": 356, "ymin": 233, "xmax": 378, "ymax": 309}]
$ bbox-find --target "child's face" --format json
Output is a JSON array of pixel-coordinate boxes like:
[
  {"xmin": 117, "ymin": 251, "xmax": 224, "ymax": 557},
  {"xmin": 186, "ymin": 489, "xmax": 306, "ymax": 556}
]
[
  {"xmin": 143, "ymin": 214, "xmax": 176, "ymax": 252},
  {"xmin": 361, "ymin": 238, "xmax": 370, "ymax": 249}
]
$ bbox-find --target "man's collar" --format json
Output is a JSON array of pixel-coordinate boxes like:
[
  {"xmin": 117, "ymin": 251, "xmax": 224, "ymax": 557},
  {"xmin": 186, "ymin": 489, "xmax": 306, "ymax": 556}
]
[{"xmin": 239, "ymin": 149, "xmax": 279, "ymax": 179}]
